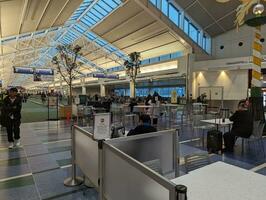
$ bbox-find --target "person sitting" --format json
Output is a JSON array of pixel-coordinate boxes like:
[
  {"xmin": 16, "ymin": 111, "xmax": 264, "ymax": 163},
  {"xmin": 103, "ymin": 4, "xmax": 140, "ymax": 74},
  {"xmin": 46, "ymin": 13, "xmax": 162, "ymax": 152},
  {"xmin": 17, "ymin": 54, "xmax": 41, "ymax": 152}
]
[
  {"xmin": 223, "ymin": 100, "xmax": 253, "ymax": 152},
  {"xmin": 128, "ymin": 98, "xmax": 138, "ymax": 113},
  {"xmin": 127, "ymin": 114, "xmax": 157, "ymax": 136}
]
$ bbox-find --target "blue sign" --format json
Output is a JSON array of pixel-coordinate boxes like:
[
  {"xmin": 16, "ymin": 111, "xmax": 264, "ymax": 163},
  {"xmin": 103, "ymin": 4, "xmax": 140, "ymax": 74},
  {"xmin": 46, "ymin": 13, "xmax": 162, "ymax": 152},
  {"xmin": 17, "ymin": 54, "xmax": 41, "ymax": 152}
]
[
  {"xmin": 92, "ymin": 73, "xmax": 119, "ymax": 79},
  {"xmin": 13, "ymin": 66, "xmax": 54, "ymax": 75}
]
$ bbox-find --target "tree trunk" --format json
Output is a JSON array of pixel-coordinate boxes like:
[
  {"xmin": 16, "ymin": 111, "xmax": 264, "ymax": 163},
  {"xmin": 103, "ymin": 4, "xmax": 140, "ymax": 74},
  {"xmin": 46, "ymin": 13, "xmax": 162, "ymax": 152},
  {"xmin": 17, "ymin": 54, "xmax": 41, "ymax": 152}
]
[{"xmin": 69, "ymin": 82, "xmax": 72, "ymax": 105}]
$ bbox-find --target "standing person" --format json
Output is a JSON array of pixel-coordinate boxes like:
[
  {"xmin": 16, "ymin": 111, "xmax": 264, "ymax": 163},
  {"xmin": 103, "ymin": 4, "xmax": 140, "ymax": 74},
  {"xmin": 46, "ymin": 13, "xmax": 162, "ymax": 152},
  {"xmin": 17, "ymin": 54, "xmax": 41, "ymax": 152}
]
[{"xmin": 2, "ymin": 88, "xmax": 22, "ymax": 149}]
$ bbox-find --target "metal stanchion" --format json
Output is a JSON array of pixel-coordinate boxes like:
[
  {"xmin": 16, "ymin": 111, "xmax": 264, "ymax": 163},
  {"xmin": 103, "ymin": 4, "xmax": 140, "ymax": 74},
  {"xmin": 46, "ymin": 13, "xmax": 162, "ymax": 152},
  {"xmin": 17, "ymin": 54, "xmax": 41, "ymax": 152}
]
[{"xmin": 64, "ymin": 124, "xmax": 84, "ymax": 186}]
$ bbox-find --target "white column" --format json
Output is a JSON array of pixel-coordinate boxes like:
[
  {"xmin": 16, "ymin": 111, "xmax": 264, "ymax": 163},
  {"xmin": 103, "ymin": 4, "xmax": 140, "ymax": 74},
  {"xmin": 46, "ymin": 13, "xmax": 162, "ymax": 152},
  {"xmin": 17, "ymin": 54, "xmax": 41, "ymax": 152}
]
[
  {"xmin": 81, "ymin": 78, "xmax": 86, "ymax": 95},
  {"xmin": 130, "ymin": 80, "xmax": 136, "ymax": 98},
  {"xmin": 100, "ymin": 84, "xmax": 106, "ymax": 97},
  {"xmin": 82, "ymin": 86, "xmax": 86, "ymax": 95}
]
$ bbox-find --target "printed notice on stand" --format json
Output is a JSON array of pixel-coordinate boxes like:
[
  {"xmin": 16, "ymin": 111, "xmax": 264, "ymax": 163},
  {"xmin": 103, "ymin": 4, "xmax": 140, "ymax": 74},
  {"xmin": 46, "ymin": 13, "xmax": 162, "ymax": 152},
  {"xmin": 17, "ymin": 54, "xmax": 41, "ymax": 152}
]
[{"xmin": 93, "ymin": 113, "xmax": 111, "ymax": 140}]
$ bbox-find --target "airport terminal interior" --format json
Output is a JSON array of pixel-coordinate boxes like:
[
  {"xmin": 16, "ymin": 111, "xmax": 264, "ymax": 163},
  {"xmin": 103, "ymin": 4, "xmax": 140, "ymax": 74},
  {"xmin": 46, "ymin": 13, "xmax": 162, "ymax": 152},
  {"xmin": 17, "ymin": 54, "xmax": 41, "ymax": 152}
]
[{"xmin": 0, "ymin": 0, "xmax": 266, "ymax": 199}]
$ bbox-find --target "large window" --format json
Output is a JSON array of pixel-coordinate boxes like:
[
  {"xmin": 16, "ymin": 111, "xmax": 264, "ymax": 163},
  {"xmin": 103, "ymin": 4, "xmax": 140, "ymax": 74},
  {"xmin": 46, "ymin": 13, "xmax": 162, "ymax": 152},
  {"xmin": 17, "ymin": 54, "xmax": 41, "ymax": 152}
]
[
  {"xmin": 115, "ymin": 87, "xmax": 185, "ymax": 97},
  {"xmin": 149, "ymin": 0, "xmax": 211, "ymax": 54},
  {"xmin": 161, "ymin": 0, "xmax": 168, "ymax": 16},
  {"xmin": 169, "ymin": 4, "xmax": 180, "ymax": 27},
  {"xmin": 184, "ymin": 17, "xmax": 189, "ymax": 34},
  {"xmin": 189, "ymin": 23, "xmax": 199, "ymax": 43}
]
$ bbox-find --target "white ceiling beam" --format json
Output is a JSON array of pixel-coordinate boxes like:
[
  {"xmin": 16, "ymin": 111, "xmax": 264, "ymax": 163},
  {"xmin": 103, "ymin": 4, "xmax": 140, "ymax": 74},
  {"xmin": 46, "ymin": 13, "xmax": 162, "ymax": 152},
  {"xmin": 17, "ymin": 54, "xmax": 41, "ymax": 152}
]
[
  {"xmin": 35, "ymin": 0, "xmax": 52, "ymax": 31},
  {"xmin": 50, "ymin": 0, "xmax": 71, "ymax": 27},
  {"xmin": 18, "ymin": 0, "xmax": 29, "ymax": 34}
]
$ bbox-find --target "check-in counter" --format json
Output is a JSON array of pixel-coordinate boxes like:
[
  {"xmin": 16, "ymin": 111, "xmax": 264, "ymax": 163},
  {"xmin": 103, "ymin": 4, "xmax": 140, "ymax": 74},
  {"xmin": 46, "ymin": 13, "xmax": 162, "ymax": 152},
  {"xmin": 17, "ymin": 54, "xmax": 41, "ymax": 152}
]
[
  {"xmin": 69, "ymin": 126, "xmax": 183, "ymax": 200},
  {"xmin": 101, "ymin": 129, "xmax": 180, "ymax": 200},
  {"xmin": 74, "ymin": 126, "xmax": 100, "ymax": 188}
]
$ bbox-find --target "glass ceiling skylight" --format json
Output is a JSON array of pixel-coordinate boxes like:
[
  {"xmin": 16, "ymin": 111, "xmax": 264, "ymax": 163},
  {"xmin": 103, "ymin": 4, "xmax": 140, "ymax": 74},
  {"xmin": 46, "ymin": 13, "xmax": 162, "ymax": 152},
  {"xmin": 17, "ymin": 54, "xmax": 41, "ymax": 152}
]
[{"xmin": 35, "ymin": 0, "xmax": 126, "ymax": 71}]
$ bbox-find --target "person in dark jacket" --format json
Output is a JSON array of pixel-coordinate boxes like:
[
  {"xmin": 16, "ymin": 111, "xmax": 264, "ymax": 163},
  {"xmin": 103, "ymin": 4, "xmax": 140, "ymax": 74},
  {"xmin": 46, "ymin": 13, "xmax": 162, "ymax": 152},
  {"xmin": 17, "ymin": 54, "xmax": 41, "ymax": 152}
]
[
  {"xmin": 2, "ymin": 88, "xmax": 22, "ymax": 149},
  {"xmin": 127, "ymin": 114, "xmax": 157, "ymax": 136},
  {"xmin": 223, "ymin": 100, "xmax": 253, "ymax": 152}
]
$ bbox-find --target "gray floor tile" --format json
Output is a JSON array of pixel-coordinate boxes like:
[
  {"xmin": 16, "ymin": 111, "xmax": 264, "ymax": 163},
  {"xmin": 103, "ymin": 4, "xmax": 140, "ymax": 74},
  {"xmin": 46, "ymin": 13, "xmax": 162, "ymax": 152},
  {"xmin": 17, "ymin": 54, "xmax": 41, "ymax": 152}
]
[
  {"xmin": 50, "ymin": 151, "xmax": 71, "ymax": 161},
  {"xmin": 27, "ymin": 154, "xmax": 59, "ymax": 173},
  {"xmin": 20, "ymin": 137, "xmax": 42, "ymax": 146},
  {"xmin": 0, "ymin": 164, "xmax": 31, "ymax": 179},
  {"xmin": 33, "ymin": 168, "xmax": 84, "ymax": 199},
  {"xmin": 0, "ymin": 185, "xmax": 40, "ymax": 200},
  {"xmin": 49, "ymin": 189, "xmax": 98, "ymax": 200},
  {"xmin": 24, "ymin": 144, "xmax": 49, "ymax": 157},
  {"xmin": 0, "ymin": 148, "xmax": 26, "ymax": 161},
  {"xmin": 256, "ymin": 167, "xmax": 266, "ymax": 175}
]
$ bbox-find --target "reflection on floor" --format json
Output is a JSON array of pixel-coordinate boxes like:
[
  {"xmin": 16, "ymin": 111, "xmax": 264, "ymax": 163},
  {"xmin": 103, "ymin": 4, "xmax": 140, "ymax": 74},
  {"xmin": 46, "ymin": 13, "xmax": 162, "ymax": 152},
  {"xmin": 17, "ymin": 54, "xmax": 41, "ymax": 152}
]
[{"xmin": 0, "ymin": 119, "xmax": 265, "ymax": 200}]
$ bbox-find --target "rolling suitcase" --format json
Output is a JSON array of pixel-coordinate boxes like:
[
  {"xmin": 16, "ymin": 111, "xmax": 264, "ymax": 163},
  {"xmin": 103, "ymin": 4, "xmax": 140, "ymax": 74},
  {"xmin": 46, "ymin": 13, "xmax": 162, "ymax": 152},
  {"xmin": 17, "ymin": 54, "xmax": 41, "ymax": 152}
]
[{"xmin": 207, "ymin": 130, "xmax": 223, "ymax": 153}]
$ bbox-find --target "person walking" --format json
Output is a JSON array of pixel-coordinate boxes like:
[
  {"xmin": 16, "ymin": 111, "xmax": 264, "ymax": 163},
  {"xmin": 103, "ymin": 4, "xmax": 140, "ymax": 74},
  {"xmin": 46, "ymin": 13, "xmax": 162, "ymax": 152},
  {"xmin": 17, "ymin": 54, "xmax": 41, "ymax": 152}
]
[{"xmin": 2, "ymin": 88, "xmax": 22, "ymax": 149}]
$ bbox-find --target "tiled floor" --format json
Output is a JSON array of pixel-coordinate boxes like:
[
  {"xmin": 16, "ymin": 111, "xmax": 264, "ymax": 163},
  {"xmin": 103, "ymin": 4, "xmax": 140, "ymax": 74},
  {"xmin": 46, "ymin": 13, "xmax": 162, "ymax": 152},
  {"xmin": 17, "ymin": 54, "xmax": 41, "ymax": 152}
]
[{"xmin": 0, "ymin": 117, "xmax": 265, "ymax": 200}]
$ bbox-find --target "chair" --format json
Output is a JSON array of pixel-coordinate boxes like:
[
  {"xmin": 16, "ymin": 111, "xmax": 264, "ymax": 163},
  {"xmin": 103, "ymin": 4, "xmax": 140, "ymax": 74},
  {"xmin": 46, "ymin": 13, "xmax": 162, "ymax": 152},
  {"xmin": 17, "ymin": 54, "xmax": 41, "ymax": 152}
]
[
  {"xmin": 241, "ymin": 121, "xmax": 265, "ymax": 157},
  {"xmin": 184, "ymin": 153, "xmax": 210, "ymax": 173}
]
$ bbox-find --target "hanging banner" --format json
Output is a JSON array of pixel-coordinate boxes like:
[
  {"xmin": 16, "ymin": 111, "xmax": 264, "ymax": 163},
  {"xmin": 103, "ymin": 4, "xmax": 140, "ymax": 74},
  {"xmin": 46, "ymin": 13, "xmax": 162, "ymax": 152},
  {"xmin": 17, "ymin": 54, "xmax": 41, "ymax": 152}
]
[
  {"xmin": 92, "ymin": 73, "xmax": 119, "ymax": 79},
  {"xmin": 13, "ymin": 66, "xmax": 54, "ymax": 75}
]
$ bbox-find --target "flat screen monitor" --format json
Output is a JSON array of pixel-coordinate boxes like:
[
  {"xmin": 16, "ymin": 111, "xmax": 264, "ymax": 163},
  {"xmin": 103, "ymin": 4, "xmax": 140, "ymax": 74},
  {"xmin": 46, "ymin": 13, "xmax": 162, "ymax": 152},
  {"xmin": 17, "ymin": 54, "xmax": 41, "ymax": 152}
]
[{"xmin": 79, "ymin": 95, "xmax": 87, "ymax": 105}]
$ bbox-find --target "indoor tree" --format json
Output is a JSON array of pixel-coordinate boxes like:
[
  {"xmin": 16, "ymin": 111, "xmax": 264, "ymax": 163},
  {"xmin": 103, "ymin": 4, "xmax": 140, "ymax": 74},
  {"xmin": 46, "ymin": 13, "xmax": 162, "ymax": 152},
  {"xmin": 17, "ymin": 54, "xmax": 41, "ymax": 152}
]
[
  {"xmin": 51, "ymin": 44, "xmax": 82, "ymax": 105},
  {"xmin": 124, "ymin": 52, "xmax": 141, "ymax": 98}
]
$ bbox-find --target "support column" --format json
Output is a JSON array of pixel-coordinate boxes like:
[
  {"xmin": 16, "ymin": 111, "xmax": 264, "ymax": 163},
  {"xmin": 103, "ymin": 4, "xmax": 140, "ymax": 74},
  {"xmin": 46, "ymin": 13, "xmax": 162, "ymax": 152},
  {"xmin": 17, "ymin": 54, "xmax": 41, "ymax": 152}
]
[
  {"xmin": 82, "ymin": 86, "xmax": 86, "ymax": 95},
  {"xmin": 100, "ymin": 84, "xmax": 106, "ymax": 97},
  {"xmin": 250, "ymin": 26, "xmax": 265, "ymax": 122},
  {"xmin": 81, "ymin": 78, "xmax": 86, "ymax": 95},
  {"xmin": 251, "ymin": 26, "xmax": 262, "ymax": 96},
  {"xmin": 130, "ymin": 80, "xmax": 136, "ymax": 98},
  {"xmin": 59, "ymin": 78, "xmax": 63, "ymax": 94}
]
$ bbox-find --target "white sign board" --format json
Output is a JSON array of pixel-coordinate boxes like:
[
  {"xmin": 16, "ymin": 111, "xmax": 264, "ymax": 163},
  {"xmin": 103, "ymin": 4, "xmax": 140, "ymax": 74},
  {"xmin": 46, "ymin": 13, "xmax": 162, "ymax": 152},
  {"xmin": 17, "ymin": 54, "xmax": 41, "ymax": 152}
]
[
  {"xmin": 48, "ymin": 96, "xmax": 57, "ymax": 106},
  {"xmin": 93, "ymin": 113, "xmax": 111, "ymax": 140}
]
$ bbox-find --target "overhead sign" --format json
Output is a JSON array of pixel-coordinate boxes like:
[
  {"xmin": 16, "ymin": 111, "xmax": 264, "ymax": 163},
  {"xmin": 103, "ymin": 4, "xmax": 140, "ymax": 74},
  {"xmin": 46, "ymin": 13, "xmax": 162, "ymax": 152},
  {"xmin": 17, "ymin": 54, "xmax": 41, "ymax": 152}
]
[
  {"xmin": 13, "ymin": 66, "xmax": 54, "ymax": 75},
  {"xmin": 92, "ymin": 73, "xmax": 119, "ymax": 79},
  {"xmin": 33, "ymin": 74, "xmax": 54, "ymax": 82}
]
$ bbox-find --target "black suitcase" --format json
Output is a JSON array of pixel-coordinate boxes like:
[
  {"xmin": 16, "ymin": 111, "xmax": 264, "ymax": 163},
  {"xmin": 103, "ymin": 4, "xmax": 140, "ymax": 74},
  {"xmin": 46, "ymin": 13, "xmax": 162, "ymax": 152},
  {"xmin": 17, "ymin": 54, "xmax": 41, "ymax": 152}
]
[{"xmin": 207, "ymin": 130, "xmax": 223, "ymax": 153}]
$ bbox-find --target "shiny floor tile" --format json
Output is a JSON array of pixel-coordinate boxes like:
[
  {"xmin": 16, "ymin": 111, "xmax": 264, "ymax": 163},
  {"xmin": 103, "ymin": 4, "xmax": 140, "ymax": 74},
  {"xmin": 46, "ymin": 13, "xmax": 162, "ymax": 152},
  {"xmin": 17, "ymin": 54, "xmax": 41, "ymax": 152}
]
[
  {"xmin": 33, "ymin": 168, "xmax": 84, "ymax": 199},
  {"xmin": 24, "ymin": 144, "xmax": 49, "ymax": 157},
  {"xmin": 47, "ymin": 189, "xmax": 98, "ymax": 200},
  {"xmin": 257, "ymin": 167, "xmax": 266, "ymax": 175},
  {"xmin": 0, "ymin": 148, "xmax": 26, "ymax": 161},
  {"xmin": 27, "ymin": 154, "xmax": 59, "ymax": 174}
]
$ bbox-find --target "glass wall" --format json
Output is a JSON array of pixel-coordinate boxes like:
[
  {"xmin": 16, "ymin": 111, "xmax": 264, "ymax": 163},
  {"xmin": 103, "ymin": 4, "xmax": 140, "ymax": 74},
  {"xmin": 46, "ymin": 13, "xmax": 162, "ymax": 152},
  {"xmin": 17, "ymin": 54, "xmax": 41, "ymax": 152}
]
[
  {"xmin": 149, "ymin": 0, "xmax": 212, "ymax": 54},
  {"xmin": 114, "ymin": 86, "xmax": 185, "ymax": 97}
]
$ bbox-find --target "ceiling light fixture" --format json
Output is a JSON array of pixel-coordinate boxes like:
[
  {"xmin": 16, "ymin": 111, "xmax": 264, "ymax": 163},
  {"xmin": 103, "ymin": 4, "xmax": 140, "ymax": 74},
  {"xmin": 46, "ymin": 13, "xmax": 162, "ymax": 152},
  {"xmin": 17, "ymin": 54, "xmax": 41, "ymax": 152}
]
[{"xmin": 253, "ymin": 3, "xmax": 264, "ymax": 15}]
